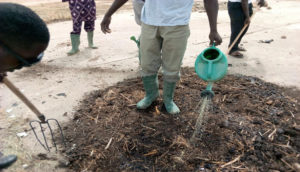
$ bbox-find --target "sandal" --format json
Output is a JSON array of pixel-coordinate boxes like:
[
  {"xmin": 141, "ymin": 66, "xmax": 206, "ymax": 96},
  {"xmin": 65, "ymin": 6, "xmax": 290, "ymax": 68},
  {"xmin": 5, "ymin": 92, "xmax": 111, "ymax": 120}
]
[{"xmin": 229, "ymin": 51, "xmax": 244, "ymax": 58}]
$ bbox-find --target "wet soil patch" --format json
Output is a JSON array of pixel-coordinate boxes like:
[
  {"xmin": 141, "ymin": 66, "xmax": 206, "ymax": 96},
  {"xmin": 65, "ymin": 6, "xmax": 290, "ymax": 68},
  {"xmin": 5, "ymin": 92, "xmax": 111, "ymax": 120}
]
[{"xmin": 61, "ymin": 68, "xmax": 300, "ymax": 171}]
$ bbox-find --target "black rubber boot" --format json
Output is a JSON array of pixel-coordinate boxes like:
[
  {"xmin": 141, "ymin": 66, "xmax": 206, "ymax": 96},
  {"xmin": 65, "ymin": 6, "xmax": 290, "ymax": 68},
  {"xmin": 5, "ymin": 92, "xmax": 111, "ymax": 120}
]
[{"xmin": 0, "ymin": 154, "xmax": 17, "ymax": 169}]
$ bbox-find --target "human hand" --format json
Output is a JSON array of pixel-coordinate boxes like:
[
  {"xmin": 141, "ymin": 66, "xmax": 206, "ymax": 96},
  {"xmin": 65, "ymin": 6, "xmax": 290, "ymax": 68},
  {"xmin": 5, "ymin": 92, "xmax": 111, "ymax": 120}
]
[
  {"xmin": 209, "ymin": 31, "xmax": 222, "ymax": 46},
  {"xmin": 0, "ymin": 73, "xmax": 7, "ymax": 83},
  {"xmin": 244, "ymin": 17, "xmax": 251, "ymax": 25},
  {"xmin": 101, "ymin": 15, "xmax": 112, "ymax": 34}
]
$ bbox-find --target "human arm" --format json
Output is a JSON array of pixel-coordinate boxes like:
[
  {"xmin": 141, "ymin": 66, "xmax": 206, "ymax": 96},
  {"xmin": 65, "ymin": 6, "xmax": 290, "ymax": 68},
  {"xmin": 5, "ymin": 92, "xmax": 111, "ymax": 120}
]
[
  {"xmin": 204, "ymin": 0, "xmax": 222, "ymax": 45},
  {"xmin": 101, "ymin": 0, "xmax": 129, "ymax": 34},
  {"xmin": 241, "ymin": 0, "xmax": 250, "ymax": 25}
]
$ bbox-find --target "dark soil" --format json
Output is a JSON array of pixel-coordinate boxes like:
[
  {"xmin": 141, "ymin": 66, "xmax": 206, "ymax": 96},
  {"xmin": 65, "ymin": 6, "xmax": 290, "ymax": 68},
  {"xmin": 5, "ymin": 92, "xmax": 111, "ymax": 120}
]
[{"xmin": 61, "ymin": 68, "xmax": 300, "ymax": 172}]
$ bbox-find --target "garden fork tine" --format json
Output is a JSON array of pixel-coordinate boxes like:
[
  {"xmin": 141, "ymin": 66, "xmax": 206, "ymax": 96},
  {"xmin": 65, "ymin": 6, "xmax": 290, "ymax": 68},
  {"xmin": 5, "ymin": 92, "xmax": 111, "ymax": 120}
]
[
  {"xmin": 29, "ymin": 119, "xmax": 66, "ymax": 152},
  {"xmin": 3, "ymin": 77, "xmax": 66, "ymax": 152},
  {"xmin": 47, "ymin": 118, "xmax": 66, "ymax": 151},
  {"xmin": 30, "ymin": 120, "xmax": 50, "ymax": 151}
]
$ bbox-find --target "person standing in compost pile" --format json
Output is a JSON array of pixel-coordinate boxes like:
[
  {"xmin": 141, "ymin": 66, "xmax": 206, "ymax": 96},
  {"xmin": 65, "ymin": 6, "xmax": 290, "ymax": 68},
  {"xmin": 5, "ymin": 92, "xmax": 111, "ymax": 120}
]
[
  {"xmin": 62, "ymin": 0, "xmax": 97, "ymax": 56},
  {"xmin": 105, "ymin": 0, "xmax": 222, "ymax": 115},
  {"xmin": 0, "ymin": 3, "xmax": 50, "ymax": 169}
]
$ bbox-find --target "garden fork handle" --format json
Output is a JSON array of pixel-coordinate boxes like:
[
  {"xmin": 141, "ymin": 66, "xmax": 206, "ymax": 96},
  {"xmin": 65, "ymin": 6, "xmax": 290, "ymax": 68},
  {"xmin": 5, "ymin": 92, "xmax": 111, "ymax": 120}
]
[{"xmin": 3, "ymin": 77, "xmax": 46, "ymax": 123}]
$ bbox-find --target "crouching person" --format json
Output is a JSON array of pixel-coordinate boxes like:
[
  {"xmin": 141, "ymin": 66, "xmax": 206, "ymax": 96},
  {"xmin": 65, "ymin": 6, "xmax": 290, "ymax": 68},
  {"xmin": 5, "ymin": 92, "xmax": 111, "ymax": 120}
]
[{"xmin": 0, "ymin": 3, "xmax": 50, "ymax": 169}]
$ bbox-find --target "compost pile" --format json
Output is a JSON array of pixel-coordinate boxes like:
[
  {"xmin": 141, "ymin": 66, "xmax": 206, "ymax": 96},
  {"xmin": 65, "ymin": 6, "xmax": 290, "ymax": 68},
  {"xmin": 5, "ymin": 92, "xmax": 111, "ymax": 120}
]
[{"xmin": 62, "ymin": 68, "xmax": 300, "ymax": 171}]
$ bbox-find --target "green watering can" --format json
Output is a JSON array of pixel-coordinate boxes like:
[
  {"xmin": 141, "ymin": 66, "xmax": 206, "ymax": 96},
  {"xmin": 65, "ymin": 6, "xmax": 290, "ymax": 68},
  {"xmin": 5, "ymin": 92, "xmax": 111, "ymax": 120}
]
[
  {"xmin": 130, "ymin": 36, "xmax": 140, "ymax": 48},
  {"xmin": 194, "ymin": 44, "xmax": 228, "ymax": 98},
  {"xmin": 130, "ymin": 36, "xmax": 141, "ymax": 62}
]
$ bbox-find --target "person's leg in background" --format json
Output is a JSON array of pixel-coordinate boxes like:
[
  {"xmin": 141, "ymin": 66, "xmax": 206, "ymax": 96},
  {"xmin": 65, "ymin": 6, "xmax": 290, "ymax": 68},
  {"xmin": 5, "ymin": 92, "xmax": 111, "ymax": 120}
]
[
  {"xmin": 137, "ymin": 23, "xmax": 162, "ymax": 109},
  {"xmin": 161, "ymin": 25, "xmax": 190, "ymax": 115},
  {"xmin": 83, "ymin": 0, "xmax": 97, "ymax": 49},
  {"xmin": 84, "ymin": 20, "xmax": 97, "ymax": 49},
  {"xmin": 234, "ymin": 3, "xmax": 253, "ymax": 52},
  {"xmin": 67, "ymin": 0, "xmax": 82, "ymax": 56},
  {"xmin": 228, "ymin": 2, "xmax": 246, "ymax": 57},
  {"xmin": 67, "ymin": 19, "xmax": 82, "ymax": 55}
]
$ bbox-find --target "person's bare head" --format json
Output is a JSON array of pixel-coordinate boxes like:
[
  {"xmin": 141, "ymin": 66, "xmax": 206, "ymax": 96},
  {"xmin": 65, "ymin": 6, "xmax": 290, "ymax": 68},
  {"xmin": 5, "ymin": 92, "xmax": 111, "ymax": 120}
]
[{"xmin": 0, "ymin": 3, "xmax": 50, "ymax": 72}]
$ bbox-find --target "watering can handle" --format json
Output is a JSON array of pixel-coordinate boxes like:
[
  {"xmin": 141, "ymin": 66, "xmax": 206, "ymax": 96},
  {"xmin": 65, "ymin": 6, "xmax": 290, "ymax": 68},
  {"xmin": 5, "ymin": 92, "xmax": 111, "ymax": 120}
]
[
  {"xmin": 211, "ymin": 42, "xmax": 216, "ymax": 47},
  {"xmin": 3, "ymin": 77, "xmax": 46, "ymax": 123},
  {"xmin": 207, "ymin": 61, "xmax": 213, "ymax": 79},
  {"xmin": 207, "ymin": 43, "xmax": 217, "ymax": 79}
]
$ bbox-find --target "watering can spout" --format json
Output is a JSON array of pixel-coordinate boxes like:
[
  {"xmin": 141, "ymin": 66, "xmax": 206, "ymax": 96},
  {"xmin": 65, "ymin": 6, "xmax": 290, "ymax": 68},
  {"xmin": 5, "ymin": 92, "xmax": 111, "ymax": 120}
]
[{"xmin": 201, "ymin": 82, "xmax": 215, "ymax": 99}]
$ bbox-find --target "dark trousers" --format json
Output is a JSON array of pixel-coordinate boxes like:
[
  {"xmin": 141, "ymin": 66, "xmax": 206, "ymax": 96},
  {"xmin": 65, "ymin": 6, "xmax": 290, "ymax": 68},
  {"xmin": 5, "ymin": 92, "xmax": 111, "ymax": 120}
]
[{"xmin": 228, "ymin": 2, "xmax": 253, "ymax": 54}]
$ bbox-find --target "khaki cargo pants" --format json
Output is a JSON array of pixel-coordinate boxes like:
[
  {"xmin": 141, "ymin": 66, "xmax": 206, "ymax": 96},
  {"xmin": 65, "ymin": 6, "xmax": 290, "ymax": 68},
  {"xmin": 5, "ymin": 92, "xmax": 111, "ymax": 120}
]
[{"xmin": 140, "ymin": 23, "xmax": 190, "ymax": 82}]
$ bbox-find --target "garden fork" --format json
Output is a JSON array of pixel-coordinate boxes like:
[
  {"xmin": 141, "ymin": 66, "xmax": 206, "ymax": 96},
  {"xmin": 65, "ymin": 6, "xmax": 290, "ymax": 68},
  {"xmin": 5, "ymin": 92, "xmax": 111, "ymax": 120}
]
[{"xmin": 3, "ymin": 77, "xmax": 66, "ymax": 152}]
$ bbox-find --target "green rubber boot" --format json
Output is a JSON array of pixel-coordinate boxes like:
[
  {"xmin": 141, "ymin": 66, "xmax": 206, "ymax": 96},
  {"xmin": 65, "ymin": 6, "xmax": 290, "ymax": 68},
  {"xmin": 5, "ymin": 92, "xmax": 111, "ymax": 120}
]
[
  {"xmin": 163, "ymin": 81, "xmax": 180, "ymax": 115},
  {"xmin": 67, "ymin": 34, "xmax": 80, "ymax": 56},
  {"xmin": 137, "ymin": 75, "xmax": 159, "ymax": 109},
  {"xmin": 87, "ymin": 31, "xmax": 97, "ymax": 49}
]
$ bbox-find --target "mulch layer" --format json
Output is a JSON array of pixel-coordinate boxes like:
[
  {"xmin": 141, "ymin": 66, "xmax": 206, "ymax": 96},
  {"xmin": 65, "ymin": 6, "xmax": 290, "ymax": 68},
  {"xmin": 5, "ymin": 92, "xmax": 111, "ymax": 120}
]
[{"xmin": 61, "ymin": 68, "xmax": 300, "ymax": 172}]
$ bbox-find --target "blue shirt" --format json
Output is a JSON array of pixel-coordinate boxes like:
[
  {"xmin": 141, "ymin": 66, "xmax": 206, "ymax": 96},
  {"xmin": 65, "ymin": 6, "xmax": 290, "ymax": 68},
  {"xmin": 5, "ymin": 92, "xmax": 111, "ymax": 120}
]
[{"xmin": 141, "ymin": 0, "xmax": 194, "ymax": 26}]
